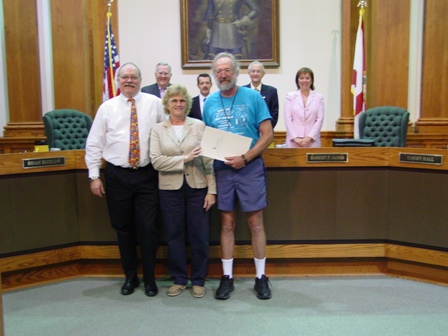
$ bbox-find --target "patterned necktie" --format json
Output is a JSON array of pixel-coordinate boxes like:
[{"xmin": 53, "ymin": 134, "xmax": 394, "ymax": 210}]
[{"xmin": 128, "ymin": 98, "xmax": 140, "ymax": 168}]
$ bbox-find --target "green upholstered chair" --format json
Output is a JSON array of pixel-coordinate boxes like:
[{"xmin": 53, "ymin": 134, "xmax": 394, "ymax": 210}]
[
  {"xmin": 43, "ymin": 109, "xmax": 93, "ymax": 150},
  {"xmin": 359, "ymin": 106, "xmax": 410, "ymax": 147}
]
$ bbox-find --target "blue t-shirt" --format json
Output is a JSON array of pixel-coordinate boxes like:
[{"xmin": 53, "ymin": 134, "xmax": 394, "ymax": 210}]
[{"xmin": 203, "ymin": 86, "xmax": 271, "ymax": 148}]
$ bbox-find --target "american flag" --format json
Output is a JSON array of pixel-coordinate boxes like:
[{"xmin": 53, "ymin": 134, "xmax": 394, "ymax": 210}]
[{"xmin": 102, "ymin": 12, "xmax": 120, "ymax": 102}]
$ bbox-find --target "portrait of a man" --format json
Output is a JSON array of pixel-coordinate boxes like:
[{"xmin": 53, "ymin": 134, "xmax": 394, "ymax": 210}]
[{"xmin": 182, "ymin": 0, "xmax": 279, "ymax": 68}]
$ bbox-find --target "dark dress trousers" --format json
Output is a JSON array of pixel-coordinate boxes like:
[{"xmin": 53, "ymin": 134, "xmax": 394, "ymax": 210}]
[
  {"xmin": 141, "ymin": 83, "xmax": 172, "ymax": 98},
  {"xmin": 189, "ymin": 95, "xmax": 203, "ymax": 120},
  {"xmin": 159, "ymin": 183, "xmax": 209, "ymax": 287},
  {"xmin": 243, "ymin": 83, "xmax": 279, "ymax": 128},
  {"xmin": 105, "ymin": 162, "xmax": 159, "ymax": 284}
]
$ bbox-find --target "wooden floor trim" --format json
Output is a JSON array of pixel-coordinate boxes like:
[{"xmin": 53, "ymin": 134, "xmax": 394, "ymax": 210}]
[
  {"xmin": 3, "ymin": 243, "xmax": 448, "ymax": 273},
  {"xmin": 1, "ymin": 243, "xmax": 447, "ymax": 290}
]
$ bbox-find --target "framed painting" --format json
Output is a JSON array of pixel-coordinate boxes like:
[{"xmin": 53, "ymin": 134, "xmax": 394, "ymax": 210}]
[{"xmin": 181, "ymin": 0, "xmax": 279, "ymax": 69}]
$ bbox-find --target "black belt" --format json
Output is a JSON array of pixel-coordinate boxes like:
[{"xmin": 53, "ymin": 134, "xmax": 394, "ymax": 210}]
[{"xmin": 107, "ymin": 162, "xmax": 150, "ymax": 171}]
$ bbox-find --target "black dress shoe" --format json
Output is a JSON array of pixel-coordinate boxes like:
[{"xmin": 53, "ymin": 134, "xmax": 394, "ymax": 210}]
[
  {"xmin": 144, "ymin": 282, "xmax": 158, "ymax": 297},
  {"xmin": 121, "ymin": 278, "xmax": 140, "ymax": 295}
]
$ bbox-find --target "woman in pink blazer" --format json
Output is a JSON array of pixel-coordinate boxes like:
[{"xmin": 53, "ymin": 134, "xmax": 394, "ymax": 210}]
[{"xmin": 284, "ymin": 67, "xmax": 325, "ymax": 148}]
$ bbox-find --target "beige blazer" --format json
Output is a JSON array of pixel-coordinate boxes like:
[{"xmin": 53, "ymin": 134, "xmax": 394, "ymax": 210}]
[{"xmin": 150, "ymin": 116, "xmax": 216, "ymax": 193}]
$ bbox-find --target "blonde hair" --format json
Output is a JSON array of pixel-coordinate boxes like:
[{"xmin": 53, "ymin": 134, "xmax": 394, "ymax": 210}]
[{"xmin": 161, "ymin": 84, "xmax": 193, "ymax": 115}]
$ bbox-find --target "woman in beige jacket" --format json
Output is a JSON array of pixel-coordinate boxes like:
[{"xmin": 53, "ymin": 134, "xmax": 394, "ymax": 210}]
[{"xmin": 150, "ymin": 84, "xmax": 216, "ymax": 299}]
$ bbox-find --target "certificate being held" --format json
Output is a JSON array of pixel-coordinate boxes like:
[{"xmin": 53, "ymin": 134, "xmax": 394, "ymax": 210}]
[{"xmin": 200, "ymin": 126, "xmax": 252, "ymax": 161}]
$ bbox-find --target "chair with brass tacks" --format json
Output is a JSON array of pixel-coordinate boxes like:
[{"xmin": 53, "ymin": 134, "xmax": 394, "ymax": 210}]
[
  {"xmin": 43, "ymin": 109, "xmax": 93, "ymax": 150},
  {"xmin": 359, "ymin": 106, "xmax": 410, "ymax": 147}
]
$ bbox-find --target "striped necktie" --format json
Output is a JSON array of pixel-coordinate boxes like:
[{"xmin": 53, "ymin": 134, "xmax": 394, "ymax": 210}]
[{"xmin": 128, "ymin": 98, "xmax": 140, "ymax": 169}]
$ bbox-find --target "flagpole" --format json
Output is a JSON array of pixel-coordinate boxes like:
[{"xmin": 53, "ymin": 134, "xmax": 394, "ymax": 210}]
[
  {"xmin": 358, "ymin": 0, "xmax": 367, "ymax": 111},
  {"xmin": 107, "ymin": 0, "xmax": 116, "ymax": 96},
  {"xmin": 352, "ymin": 0, "xmax": 367, "ymax": 138}
]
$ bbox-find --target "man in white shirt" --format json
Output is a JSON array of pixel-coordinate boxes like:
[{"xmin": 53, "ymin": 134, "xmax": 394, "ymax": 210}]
[
  {"xmin": 85, "ymin": 62, "xmax": 165, "ymax": 297},
  {"xmin": 189, "ymin": 73, "xmax": 213, "ymax": 120}
]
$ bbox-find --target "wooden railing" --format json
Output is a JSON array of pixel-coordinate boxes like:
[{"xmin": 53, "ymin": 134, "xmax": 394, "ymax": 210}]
[{"xmin": 1, "ymin": 149, "xmax": 448, "ymax": 290}]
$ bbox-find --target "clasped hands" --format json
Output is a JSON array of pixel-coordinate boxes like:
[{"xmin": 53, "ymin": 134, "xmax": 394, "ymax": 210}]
[{"xmin": 293, "ymin": 136, "xmax": 312, "ymax": 147}]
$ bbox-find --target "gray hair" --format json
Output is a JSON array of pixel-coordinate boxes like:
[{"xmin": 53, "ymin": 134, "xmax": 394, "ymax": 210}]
[
  {"xmin": 117, "ymin": 62, "xmax": 142, "ymax": 78},
  {"xmin": 211, "ymin": 52, "xmax": 240, "ymax": 76},
  {"xmin": 155, "ymin": 62, "xmax": 172, "ymax": 75},
  {"xmin": 248, "ymin": 60, "xmax": 265, "ymax": 73},
  {"xmin": 115, "ymin": 62, "xmax": 142, "ymax": 87}
]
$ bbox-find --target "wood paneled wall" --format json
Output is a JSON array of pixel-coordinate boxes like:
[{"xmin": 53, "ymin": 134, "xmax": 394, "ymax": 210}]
[
  {"xmin": 367, "ymin": 0, "xmax": 410, "ymax": 108},
  {"xmin": 1, "ymin": 0, "xmax": 118, "ymax": 139},
  {"xmin": 50, "ymin": 0, "xmax": 118, "ymax": 116},
  {"xmin": 2, "ymin": 0, "xmax": 42, "ymax": 139},
  {"xmin": 337, "ymin": 0, "xmax": 411, "ymax": 130},
  {"xmin": 51, "ymin": 0, "xmax": 92, "ymax": 113},
  {"xmin": 1, "ymin": 0, "xmax": 448, "ymax": 151},
  {"xmin": 417, "ymin": 0, "xmax": 448, "ymax": 132},
  {"xmin": 3, "ymin": 0, "xmax": 42, "ymax": 123},
  {"xmin": 337, "ymin": 0, "xmax": 359, "ymax": 132}
]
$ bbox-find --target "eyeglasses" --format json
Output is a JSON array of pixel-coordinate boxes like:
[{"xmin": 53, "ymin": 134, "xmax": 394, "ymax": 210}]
[
  {"xmin": 169, "ymin": 99, "xmax": 186, "ymax": 104},
  {"xmin": 120, "ymin": 76, "xmax": 140, "ymax": 81},
  {"xmin": 214, "ymin": 68, "xmax": 233, "ymax": 75},
  {"xmin": 157, "ymin": 72, "xmax": 171, "ymax": 76}
]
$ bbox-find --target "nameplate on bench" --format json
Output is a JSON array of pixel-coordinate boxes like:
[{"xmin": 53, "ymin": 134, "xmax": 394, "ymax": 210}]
[
  {"xmin": 22, "ymin": 157, "xmax": 66, "ymax": 169},
  {"xmin": 399, "ymin": 153, "xmax": 443, "ymax": 166},
  {"xmin": 306, "ymin": 153, "xmax": 348, "ymax": 163}
]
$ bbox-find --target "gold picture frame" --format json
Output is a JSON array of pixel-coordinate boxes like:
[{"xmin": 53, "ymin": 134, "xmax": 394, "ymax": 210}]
[{"xmin": 181, "ymin": 0, "xmax": 280, "ymax": 69}]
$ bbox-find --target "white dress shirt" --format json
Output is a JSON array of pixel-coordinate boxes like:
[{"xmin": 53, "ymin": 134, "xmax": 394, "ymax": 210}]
[
  {"xmin": 250, "ymin": 83, "xmax": 263, "ymax": 92},
  {"xmin": 199, "ymin": 94, "xmax": 208, "ymax": 115},
  {"xmin": 85, "ymin": 92, "xmax": 165, "ymax": 177}
]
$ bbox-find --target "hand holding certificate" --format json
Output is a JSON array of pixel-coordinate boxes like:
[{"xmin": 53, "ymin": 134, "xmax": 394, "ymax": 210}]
[{"xmin": 200, "ymin": 126, "xmax": 252, "ymax": 161}]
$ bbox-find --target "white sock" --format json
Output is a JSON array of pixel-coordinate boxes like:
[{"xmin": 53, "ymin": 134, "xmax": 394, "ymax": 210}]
[
  {"xmin": 222, "ymin": 258, "xmax": 233, "ymax": 278},
  {"xmin": 254, "ymin": 257, "xmax": 266, "ymax": 279}
]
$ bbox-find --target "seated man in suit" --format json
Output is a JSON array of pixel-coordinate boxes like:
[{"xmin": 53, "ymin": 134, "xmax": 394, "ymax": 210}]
[
  {"xmin": 141, "ymin": 62, "xmax": 172, "ymax": 98},
  {"xmin": 243, "ymin": 60, "xmax": 279, "ymax": 129},
  {"xmin": 189, "ymin": 73, "xmax": 213, "ymax": 120}
]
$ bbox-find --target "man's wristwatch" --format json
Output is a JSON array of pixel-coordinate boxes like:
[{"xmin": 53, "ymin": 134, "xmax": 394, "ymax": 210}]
[
  {"xmin": 241, "ymin": 154, "xmax": 248, "ymax": 165},
  {"xmin": 89, "ymin": 176, "xmax": 99, "ymax": 182}
]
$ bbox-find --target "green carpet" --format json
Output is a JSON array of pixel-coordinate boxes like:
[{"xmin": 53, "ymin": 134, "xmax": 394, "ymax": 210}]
[{"xmin": 3, "ymin": 276, "xmax": 448, "ymax": 336}]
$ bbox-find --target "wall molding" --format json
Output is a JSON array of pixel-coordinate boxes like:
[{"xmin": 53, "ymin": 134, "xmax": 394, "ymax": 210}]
[{"xmin": 2, "ymin": 242, "xmax": 447, "ymax": 291}]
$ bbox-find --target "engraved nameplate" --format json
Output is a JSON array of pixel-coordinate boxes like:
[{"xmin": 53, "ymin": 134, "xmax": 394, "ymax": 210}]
[
  {"xmin": 399, "ymin": 153, "xmax": 443, "ymax": 166},
  {"xmin": 306, "ymin": 153, "xmax": 348, "ymax": 163},
  {"xmin": 22, "ymin": 157, "xmax": 66, "ymax": 169}
]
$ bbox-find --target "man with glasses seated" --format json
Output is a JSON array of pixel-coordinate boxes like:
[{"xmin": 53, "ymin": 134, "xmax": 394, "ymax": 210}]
[{"xmin": 142, "ymin": 62, "xmax": 172, "ymax": 98}]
